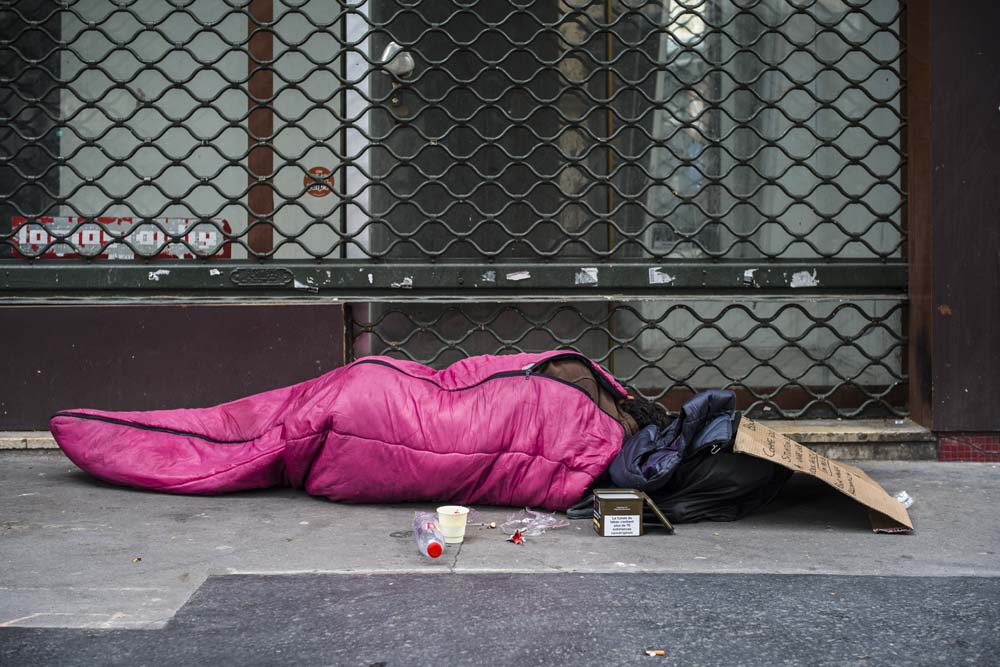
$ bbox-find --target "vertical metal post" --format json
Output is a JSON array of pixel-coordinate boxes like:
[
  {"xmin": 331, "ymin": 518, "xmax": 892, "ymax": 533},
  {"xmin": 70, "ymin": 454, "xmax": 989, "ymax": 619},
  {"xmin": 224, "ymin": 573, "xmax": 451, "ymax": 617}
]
[
  {"xmin": 339, "ymin": 7, "xmax": 349, "ymax": 259},
  {"xmin": 343, "ymin": 302, "xmax": 355, "ymax": 365},
  {"xmin": 904, "ymin": 0, "xmax": 933, "ymax": 427},
  {"xmin": 248, "ymin": 0, "xmax": 275, "ymax": 255},
  {"xmin": 605, "ymin": 0, "xmax": 616, "ymax": 374},
  {"xmin": 705, "ymin": 0, "xmax": 722, "ymax": 250}
]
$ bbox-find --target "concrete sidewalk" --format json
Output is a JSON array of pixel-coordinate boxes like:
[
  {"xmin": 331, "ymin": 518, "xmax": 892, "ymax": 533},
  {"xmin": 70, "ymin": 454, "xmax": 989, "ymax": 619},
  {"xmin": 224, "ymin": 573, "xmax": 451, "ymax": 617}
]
[{"xmin": 1, "ymin": 451, "xmax": 997, "ymax": 630}]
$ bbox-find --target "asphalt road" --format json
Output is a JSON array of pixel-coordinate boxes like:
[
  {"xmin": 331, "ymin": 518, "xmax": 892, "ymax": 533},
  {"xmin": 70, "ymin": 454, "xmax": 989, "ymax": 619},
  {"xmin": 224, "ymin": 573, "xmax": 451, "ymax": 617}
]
[{"xmin": 2, "ymin": 572, "xmax": 998, "ymax": 666}]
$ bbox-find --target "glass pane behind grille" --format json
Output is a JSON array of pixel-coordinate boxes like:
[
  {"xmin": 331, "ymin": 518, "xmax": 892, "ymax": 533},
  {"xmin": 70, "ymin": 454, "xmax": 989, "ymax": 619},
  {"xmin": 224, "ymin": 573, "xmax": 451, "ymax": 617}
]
[
  {"xmin": 351, "ymin": 298, "xmax": 905, "ymax": 419},
  {"xmin": 1, "ymin": 0, "xmax": 902, "ymax": 260},
  {"xmin": 0, "ymin": 0, "xmax": 907, "ymax": 417}
]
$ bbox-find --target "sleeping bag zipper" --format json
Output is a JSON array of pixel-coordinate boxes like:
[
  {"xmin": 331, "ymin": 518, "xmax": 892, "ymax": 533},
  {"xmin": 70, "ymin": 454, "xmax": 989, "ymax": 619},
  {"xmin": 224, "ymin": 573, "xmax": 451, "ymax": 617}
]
[
  {"xmin": 525, "ymin": 351, "xmax": 627, "ymax": 399},
  {"xmin": 348, "ymin": 357, "xmax": 595, "ymax": 400},
  {"xmin": 53, "ymin": 354, "xmax": 627, "ymax": 446},
  {"xmin": 50, "ymin": 411, "xmax": 257, "ymax": 444},
  {"xmin": 350, "ymin": 352, "xmax": 625, "ymax": 402},
  {"xmin": 350, "ymin": 355, "xmax": 628, "ymax": 430}
]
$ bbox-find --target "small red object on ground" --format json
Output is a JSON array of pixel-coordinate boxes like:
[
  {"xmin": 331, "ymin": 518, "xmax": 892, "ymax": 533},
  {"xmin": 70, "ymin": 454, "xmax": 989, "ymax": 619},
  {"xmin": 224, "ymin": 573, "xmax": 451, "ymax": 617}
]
[{"xmin": 507, "ymin": 529, "xmax": 525, "ymax": 545}]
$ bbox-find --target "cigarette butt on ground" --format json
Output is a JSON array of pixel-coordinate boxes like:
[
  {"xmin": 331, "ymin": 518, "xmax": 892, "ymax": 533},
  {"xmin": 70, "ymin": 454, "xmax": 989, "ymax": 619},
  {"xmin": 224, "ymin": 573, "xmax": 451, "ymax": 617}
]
[{"xmin": 644, "ymin": 649, "xmax": 665, "ymax": 657}]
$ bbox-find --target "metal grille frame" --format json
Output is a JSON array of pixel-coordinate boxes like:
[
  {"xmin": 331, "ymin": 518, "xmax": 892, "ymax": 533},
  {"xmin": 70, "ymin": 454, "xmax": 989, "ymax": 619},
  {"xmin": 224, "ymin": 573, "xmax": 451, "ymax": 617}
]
[
  {"xmin": 348, "ymin": 296, "xmax": 907, "ymax": 419},
  {"xmin": 1, "ymin": 0, "xmax": 910, "ymax": 418}
]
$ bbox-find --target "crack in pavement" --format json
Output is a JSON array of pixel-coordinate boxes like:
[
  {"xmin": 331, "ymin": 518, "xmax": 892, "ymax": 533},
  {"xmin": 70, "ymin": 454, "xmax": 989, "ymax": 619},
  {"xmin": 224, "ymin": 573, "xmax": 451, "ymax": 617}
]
[{"xmin": 447, "ymin": 540, "xmax": 464, "ymax": 573}]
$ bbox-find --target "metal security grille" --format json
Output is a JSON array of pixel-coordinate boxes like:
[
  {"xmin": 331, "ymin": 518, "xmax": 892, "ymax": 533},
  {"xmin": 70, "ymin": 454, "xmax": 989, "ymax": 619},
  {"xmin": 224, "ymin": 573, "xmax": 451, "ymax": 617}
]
[
  {"xmin": 349, "ymin": 297, "xmax": 906, "ymax": 418},
  {"xmin": 0, "ymin": 0, "xmax": 907, "ymax": 417}
]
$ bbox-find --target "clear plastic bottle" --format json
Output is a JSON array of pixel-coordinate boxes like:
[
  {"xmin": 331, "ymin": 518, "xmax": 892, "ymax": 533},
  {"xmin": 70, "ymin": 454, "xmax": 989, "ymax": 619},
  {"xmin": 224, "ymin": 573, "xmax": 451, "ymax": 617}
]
[{"xmin": 413, "ymin": 512, "xmax": 445, "ymax": 559}]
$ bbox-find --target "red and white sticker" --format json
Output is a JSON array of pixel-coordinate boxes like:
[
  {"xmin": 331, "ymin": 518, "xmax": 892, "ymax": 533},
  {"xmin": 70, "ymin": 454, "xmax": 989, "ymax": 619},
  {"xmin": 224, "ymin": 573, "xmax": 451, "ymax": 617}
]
[
  {"xmin": 304, "ymin": 166, "xmax": 336, "ymax": 198},
  {"xmin": 11, "ymin": 216, "xmax": 232, "ymax": 259}
]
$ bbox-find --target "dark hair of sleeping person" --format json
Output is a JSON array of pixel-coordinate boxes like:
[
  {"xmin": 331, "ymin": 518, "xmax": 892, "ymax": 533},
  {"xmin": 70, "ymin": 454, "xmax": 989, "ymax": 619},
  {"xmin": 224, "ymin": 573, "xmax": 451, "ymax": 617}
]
[{"xmin": 620, "ymin": 395, "xmax": 671, "ymax": 432}]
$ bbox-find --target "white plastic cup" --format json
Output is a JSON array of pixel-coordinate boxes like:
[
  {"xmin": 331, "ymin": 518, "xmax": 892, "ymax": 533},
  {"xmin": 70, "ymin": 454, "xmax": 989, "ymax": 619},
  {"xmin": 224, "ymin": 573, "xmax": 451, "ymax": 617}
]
[{"xmin": 436, "ymin": 505, "xmax": 470, "ymax": 544}]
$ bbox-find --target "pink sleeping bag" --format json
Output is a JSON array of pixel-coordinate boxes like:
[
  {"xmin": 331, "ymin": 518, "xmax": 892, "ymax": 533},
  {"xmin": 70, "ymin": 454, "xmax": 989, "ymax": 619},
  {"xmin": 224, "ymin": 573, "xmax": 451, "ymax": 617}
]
[{"xmin": 50, "ymin": 351, "xmax": 628, "ymax": 510}]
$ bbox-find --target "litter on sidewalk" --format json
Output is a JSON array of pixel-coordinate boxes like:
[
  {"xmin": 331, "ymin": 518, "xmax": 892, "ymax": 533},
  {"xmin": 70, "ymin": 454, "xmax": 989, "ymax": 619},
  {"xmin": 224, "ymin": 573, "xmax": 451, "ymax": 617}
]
[
  {"xmin": 500, "ymin": 508, "xmax": 569, "ymax": 537},
  {"xmin": 413, "ymin": 512, "xmax": 445, "ymax": 559},
  {"xmin": 436, "ymin": 505, "xmax": 470, "ymax": 544},
  {"xmin": 893, "ymin": 490, "xmax": 915, "ymax": 509}
]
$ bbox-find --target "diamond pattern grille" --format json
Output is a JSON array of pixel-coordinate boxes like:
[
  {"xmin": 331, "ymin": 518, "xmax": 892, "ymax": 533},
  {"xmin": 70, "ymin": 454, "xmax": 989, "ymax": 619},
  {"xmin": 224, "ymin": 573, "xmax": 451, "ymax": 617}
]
[
  {"xmin": 350, "ymin": 298, "xmax": 905, "ymax": 419},
  {"xmin": 1, "ymin": 0, "xmax": 902, "ymax": 260},
  {"xmin": 1, "ymin": 0, "xmax": 908, "ymax": 417}
]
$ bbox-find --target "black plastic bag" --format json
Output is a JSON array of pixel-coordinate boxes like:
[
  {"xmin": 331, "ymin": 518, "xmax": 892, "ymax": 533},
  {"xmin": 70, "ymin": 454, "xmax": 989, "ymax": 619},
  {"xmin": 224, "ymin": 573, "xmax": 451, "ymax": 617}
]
[{"xmin": 648, "ymin": 451, "xmax": 792, "ymax": 523}]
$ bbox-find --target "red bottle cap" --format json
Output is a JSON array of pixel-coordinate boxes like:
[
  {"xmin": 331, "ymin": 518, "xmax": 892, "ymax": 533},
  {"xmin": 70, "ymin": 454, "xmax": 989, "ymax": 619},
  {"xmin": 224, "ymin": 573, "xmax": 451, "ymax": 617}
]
[{"xmin": 427, "ymin": 541, "xmax": 443, "ymax": 558}]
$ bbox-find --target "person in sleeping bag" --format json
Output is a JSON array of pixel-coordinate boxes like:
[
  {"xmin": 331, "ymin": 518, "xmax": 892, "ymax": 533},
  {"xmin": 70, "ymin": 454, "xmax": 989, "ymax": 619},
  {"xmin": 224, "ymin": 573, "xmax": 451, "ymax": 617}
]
[{"xmin": 50, "ymin": 350, "xmax": 672, "ymax": 511}]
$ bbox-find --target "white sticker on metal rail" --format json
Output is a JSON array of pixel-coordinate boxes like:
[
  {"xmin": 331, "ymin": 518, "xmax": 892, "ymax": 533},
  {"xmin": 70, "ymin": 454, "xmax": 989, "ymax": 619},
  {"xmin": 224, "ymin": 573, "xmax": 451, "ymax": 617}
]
[
  {"xmin": 293, "ymin": 279, "xmax": 319, "ymax": 292},
  {"xmin": 575, "ymin": 267, "xmax": 598, "ymax": 285},
  {"xmin": 147, "ymin": 269, "xmax": 170, "ymax": 281},
  {"xmin": 506, "ymin": 271, "xmax": 531, "ymax": 281},
  {"xmin": 648, "ymin": 267, "xmax": 674, "ymax": 285},
  {"xmin": 790, "ymin": 270, "xmax": 819, "ymax": 288}
]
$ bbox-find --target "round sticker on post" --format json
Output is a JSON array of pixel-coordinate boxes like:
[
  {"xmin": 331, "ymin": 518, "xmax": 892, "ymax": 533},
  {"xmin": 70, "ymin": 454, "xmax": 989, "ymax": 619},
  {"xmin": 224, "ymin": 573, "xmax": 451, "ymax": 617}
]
[{"xmin": 304, "ymin": 167, "xmax": 335, "ymax": 197}]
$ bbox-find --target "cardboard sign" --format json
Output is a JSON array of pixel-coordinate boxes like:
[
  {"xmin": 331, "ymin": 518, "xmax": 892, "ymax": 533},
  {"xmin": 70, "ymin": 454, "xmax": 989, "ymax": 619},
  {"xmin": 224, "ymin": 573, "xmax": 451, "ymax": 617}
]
[{"xmin": 734, "ymin": 417, "xmax": 913, "ymax": 533}]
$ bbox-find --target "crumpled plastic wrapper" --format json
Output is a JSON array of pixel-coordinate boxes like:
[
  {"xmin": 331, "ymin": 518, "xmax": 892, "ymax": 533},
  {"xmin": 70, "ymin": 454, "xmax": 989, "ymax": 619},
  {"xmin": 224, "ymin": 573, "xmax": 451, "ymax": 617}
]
[
  {"xmin": 500, "ymin": 507, "xmax": 570, "ymax": 537},
  {"xmin": 893, "ymin": 490, "xmax": 914, "ymax": 509}
]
